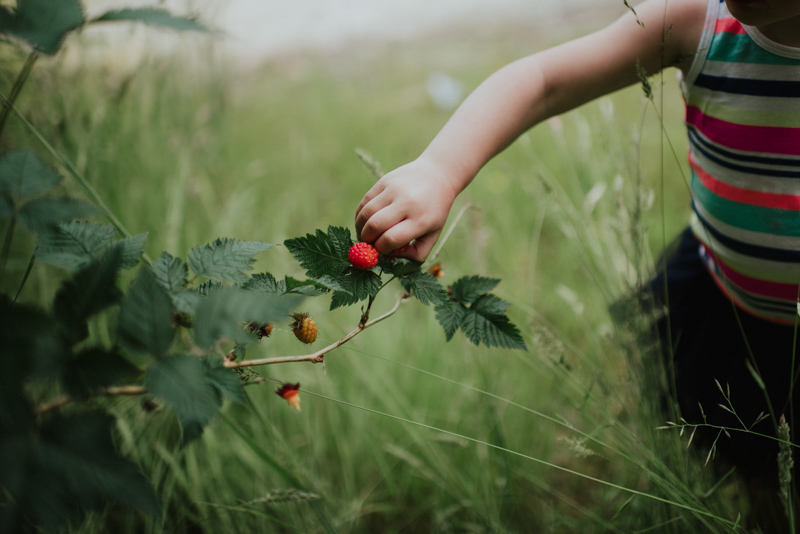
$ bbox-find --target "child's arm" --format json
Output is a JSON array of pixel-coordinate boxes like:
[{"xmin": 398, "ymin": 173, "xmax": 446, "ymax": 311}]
[{"xmin": 355, "ymin": 0, "xmax": 705, "ymax": 261}]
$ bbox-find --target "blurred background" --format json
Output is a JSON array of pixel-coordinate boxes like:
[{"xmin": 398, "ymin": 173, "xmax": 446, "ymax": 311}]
[{"xmin": 3, "ymin": 0, "xmax": 745, "ymax": 532}]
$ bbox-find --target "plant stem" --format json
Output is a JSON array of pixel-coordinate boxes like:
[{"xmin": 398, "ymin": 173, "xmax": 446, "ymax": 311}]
[
  {"xmin": 0, "ymin": 51, "xmax": 39, "ymax": 139},
  {"xmin": 225, "ymin": 290, "xmax": 409, "ymax": 368},
  {"xmin": 34, "ymin": 385, "xmax": 145, "ymax": 415},
  {"xmin": 12, "ymin": 252, "xmax": 35, "ymax": 304}
]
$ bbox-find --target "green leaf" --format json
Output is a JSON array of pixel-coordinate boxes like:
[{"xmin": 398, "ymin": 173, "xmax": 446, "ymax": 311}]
[
  {"xmin": 145, "ymin": 355, "xmax": 222, "ymax": 444},
  {"xmin": 53, "ymin": 246, "xmax": 123, "ymax": 345},
  {"xmin": 241, "ymin": 272, "xmax": 284, "ymax": 293},
  {"xmin": 450, "ymin": 275, "xmax": 500, "ymax": 305},
  {"xmin": 0, "ymin": 149, "xmax": 62, "ymax": 199},
  {"xmin": 151, "ymin": 251, "xmax": 188, "ymax": 293},
  {"xmin": 384, "ymin": 258, "xmax": 422, "ymax": 276},
  {"xmin": 286, "ymin": 275, "xmax": 346, "ymax": 295},
  {"xmin": 107, "ymin": 232, "xmax": 147, "ymax": 269},
  {"xmin": 460, "ymin": 294, "xmax": 527, "ymax": 350},
  {"xmin": 18, "ymin": 196, "xmax": 100, "ymax": 233},
  {"xmin": 329, "ymin": 269, "xmax": 381, "ymax": 310},
  {"xmin": 0, "ymin": 412, "xmax": 159, "ymax": 533},
  {"xmin": 435, "ymin": 301, "xmax": 467, "ymax": 341},
  {"xmin": 193, "ymin": 288, "xmax": 302, "ymax": 349},
  {"xmin": 284, "ymin": 226, "xmax": 352, "ymax": 279},
  {"xmin": 0, "ymin": 0, "xmax": 85, "ymax": 55},
  {"xmin": 403, "ymin": 271, "xmax": 448, "ymax": 307},
  {"xmin": 187, "ymin": 238, "xmax": 274, "ymax": 283},
  {"xmin": 62, "ymin": 348, "xmax": 140, "ymax": 398},
  {"xmin": 35, "ymin": 221, "xmax": 115, "ymax": 271},
  {"xmin": 206, "ymin": 357, "xmax": 245, "ymax": 403},
  {"xmin": 93, "ymin": 8, "xmax": 208, "ymax": 32},
  {"xmin": 117, "ymin": 269, "xmax": 175, "ymax": 358}
]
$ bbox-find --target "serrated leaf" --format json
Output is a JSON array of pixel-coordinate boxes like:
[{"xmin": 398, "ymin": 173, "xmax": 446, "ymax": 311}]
[
  {"xmin": 151, "ymin": 251, "xmax": 188, "ymax": 294},
  {"xmin": 241, "ymin": 272, "xmax": 284, "ymax": 293},
  {"xmin": 197, "ymin": 279, "xmax": 223, "ymax": 295},
  {"xmin": 145, "ymin": 355, "xmax": 222, "ymax": 444},
  {"xmin": 0, "ymin": 0, "xmax": 85, "ymax": 55},
  {"xmin": 329, "ymin": 269, "xmax": 381, "ymax": 310},
  {"xmin": 171, "ymin": 289, "xmax": 203, "ymax": 314},
  {"xmin": 1, "ymin": 412, "xmax": 159, "ymax": 532},
  {"xmin": 62, "ymin": 348, "xmax": 140, "ymax": 398},
  {"xmin": 460, "ymin": 295, "xmax": 527, "ymax": 350},
  {"xmin": 0, "ymin": 149, "xmax": 62, "ymax": 199},
  {"xmin": 286, "ymin": 275, "xmax": 345, "ymax": 296},
  {"xmin": 35, "ymin": 221, "xmax": 115, "ymax": 271},
  {"xmin": 53, "ymin": 246, "xmax": 123, "ymax": 345},
  {"xmin": 206, "ymin": 357, "xmax": 245, "ymax": 403},
  {"xmin": 404, "ymin": 271, "xmax": 448, "ymax": 307},
  {"xmin": 193, "ymin": 288, "xmax": 301, "ymax": 349},
  {"xmin": 117, "ymin": 269, "xmax": 175, "ymax": 358},
  {"xmin": 93, "ymin": 8, "xmax": 208, "ymax": 32},
  {"xmin": 385, "ymin": 258, "xmax": 422, "ymax": 276},
  {"xmin": 284, "ymin": 226, "xmax": 351, "ymax": 279},
  {"xmin": 451, "ymin": 275, "xmax": 501, "ymax": 305},
  {"xmin": 187, "ymin": 238, "xmax": 274, "ymax": 283},
  {"xmin": 435, "ymin": 301, "xmax": 467, "ymax": 341},
  {"xmin": 18, "ymin": 196, "xmax": 100, "ymax": 233},
  {"xmin": 107, "ymin": 232, "xmax": 147, "ymax": 269}
]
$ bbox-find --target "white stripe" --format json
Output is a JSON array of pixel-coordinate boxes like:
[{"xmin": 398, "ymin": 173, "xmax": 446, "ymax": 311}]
[
  {"xmin": 690, "ymin": 205, "xmax": 800, "ymax": 257},
  {"xmin": 690, "ymin": 146, "xmax": 800, "ymax": 194}
]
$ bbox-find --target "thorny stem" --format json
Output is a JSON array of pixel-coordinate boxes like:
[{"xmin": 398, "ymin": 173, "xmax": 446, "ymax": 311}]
[
  {"xmin": 34, "ymin": 385, "xmax": 145, "ymax": 415},
  {"xmin": 224, "ymin": 290, "xmax": 409, "ymax": 368},
  {"xmin": 33, "ymin": 292, "xmax": 410, "ymax": 414}
]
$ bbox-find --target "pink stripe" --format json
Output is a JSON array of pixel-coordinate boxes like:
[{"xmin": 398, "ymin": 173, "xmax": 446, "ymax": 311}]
[
  {"xmin": 690, "ymin": 154, "xmax": 800, "ymax": 210},
  {"xmin": 707, "ymin": 247, "xmax": 799, "ymax": 300},
  {"xmin": 715, "ymin": 18, "xmax": 745, "ymax": 34},
  {"xmin": 687, "ymin": 106, "xmax": 800, "ymax": 156}
]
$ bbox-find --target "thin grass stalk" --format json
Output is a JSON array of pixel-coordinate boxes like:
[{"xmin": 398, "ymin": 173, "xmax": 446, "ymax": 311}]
[{"xmin": 0, "ymin": 51, "xmax": 39, "ymax": 138}]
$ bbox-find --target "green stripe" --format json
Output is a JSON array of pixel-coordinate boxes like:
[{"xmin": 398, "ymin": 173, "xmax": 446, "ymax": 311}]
[
  {"xmin": 686, "ymin": 92, "xmax": 800, "ymax": 127},
  {"xmin": 708, "ymin": 33, "xmax": 800, "ymax": 66},
  {"xmin": 692, "ymin": 174, "xmax": 800, "ymax": 236}
]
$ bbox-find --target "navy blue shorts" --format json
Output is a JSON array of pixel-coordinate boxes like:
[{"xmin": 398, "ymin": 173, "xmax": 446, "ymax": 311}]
[{"xmin": 650, "ymin": 228, "xmax": 798, "ymax": 477}]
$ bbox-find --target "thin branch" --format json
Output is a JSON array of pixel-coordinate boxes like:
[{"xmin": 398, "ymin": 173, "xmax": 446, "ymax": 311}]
[
  {"xmin": 224, "ymin": 290, "xmax": 409, "ymax": 368},
  {"xmin": 34, "ymin": 385, "xmax": 146, "ymax": 415}
]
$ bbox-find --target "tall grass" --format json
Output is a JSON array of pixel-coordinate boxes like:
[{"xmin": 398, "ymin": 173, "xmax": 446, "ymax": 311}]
[{"xmin": 2, "ymin": 9, "xmax": 763, "ymax": 533}]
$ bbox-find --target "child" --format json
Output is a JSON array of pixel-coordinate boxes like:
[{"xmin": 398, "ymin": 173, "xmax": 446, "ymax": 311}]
[{"xmin": 355, "ymin": 0, "xmax": 800, "ymax": 529}]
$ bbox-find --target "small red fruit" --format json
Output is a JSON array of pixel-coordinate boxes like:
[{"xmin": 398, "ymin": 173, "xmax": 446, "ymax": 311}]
[
  {"xmin": 348, "ymin": 242, "xmax": 379, "ymax": 270},
  {"xmin": 291, "ymin": 312, "xmax": 318, "ymax": 344}
]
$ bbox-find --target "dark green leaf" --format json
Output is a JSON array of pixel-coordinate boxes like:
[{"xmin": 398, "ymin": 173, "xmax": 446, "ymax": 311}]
[
  {"xmin": 53, "ymin": 246, "xmax": 123, "ymax": 345},
  {"xmin": 187, "ymin": 238, "xmax": 274, "ymax": 283},
  {"xmin": 451, "ymin": 275, "xmax": 501, "ymax": 305},
  {"xmin": 284, "ymin": 226, "xmax": 351, "ymax": 279},
  {"xmin": 145, "ymin": 355, "xmax": 222, "ymax": 444},
  {"xmin": 171, "ymin": 289, "xmax": 203, "ymax": 314},
  {"xmin": 18, "ymin": 196, "xmax": 100, "ymax": 233},
  {"xmin": 193, "ymin": 288, "xmax": 301, "ymax": 349},
  {"xmin": 0, "ymin": 0, "xmax": 85, "ymax": 55},
  {"xmin": 0, "ymin": 194, "xmax": 12, "ymax": 218},
  {"xmin": 435, "ymin": 301, "xmax": 467, "ymax": 341},
  {"xmin": 241, "ymin": 272, "xmax": 284, "ymax": 293},
  {"xmin": 151, "ymin": 251, "xmax": 188, "ymax": 294},
  {"xmin": 39, "ymin": 412, "xmax": 160, "ymax": 514},
  {"xmin": 404, "ymin": 271, "xmax": 448, "ymax": 307},
  {"xmin": 117, "ymin": 269, "xmax": 175, "ymax": 358},
  {"xmin": 206, "ymin": 357, "xmax": 245, "ymax": 403},
  {"xmin": 0, "ymin": 149, "xmax": 62, "ymax": 199},
  {"xmin": 384, "ymin": 258, "xmax": 422, "ymax": 276},
  {"xmin": 35, "ymin": 221, "xmax": 115, "ymax": 271},
  {"xmin": 460, "ymin": 295, "xmax": 527, "ymax": 350},
  {"xmin": 197, "ymin": 279, "xmax": 223, "ymax": 295},
  {"xmin": 329, "ymin": 269, "xmax": 381, "ymax": 310},
  {"xmin": 286, "ymin": 275, "xmax": 346, "ymax": 296},
  {"xmin": 93, "ymin": 8, "xmax": 208, "ymax": 32},
  {"xmin": 107, "ymin": 232, "xmax": 147, "ymax": 269},
  {"xmin": 62, "ymin": 348, "xmax": 140, "ymax": 398}
]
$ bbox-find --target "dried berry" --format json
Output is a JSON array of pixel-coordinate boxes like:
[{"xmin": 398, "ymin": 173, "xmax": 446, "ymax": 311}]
[
  {"xmin": 291, "ymin": 312, "xmax": 317, "ymax": 344},
  {"xmin": 275, "ymin": 382, "xmax": 301, "ymax": 411}
]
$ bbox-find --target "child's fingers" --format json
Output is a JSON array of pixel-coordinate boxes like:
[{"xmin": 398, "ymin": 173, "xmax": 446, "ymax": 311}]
[
  {"xmin": 358, "ymin": 202, "xmax": 407, "ymax": 246},
  {"xmin": 375, "ymin": 219, "xmax": 432, "ymax": 259},
  {"xmin": 355, "ymin": 194, "xmax": 393, "ymax": 241}
]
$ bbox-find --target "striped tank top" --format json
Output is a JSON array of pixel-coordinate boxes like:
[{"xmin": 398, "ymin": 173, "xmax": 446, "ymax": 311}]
[{"xmin": 681, "ymin": 0, "xmax": 800, "ymax": 324}]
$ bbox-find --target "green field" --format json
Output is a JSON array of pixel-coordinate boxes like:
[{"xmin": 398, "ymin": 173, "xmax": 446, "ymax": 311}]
[{"xmin": 2, "ymin": 7, "xmax": 762, "ymax": 533}]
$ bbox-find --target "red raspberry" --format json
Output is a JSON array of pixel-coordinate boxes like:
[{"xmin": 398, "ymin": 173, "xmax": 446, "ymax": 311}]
[
  {"xmin": 291, "ymin": 312, "xmax": 318, "ymax": 344},
  {"xmin": 348, "ymin": 242, "xmax": 379, "ymax": 270}
]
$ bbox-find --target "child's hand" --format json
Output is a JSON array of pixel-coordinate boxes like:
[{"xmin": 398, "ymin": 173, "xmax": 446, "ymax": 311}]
[{"xmin": 355, "ymin": 158, "xmax": 460, "ymax": 262}]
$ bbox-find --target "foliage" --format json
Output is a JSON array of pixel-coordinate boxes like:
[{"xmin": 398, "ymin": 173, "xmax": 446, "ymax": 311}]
[{"xmin": 0, "ymin": 3, "xmax": 526, "ymax": 532}]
